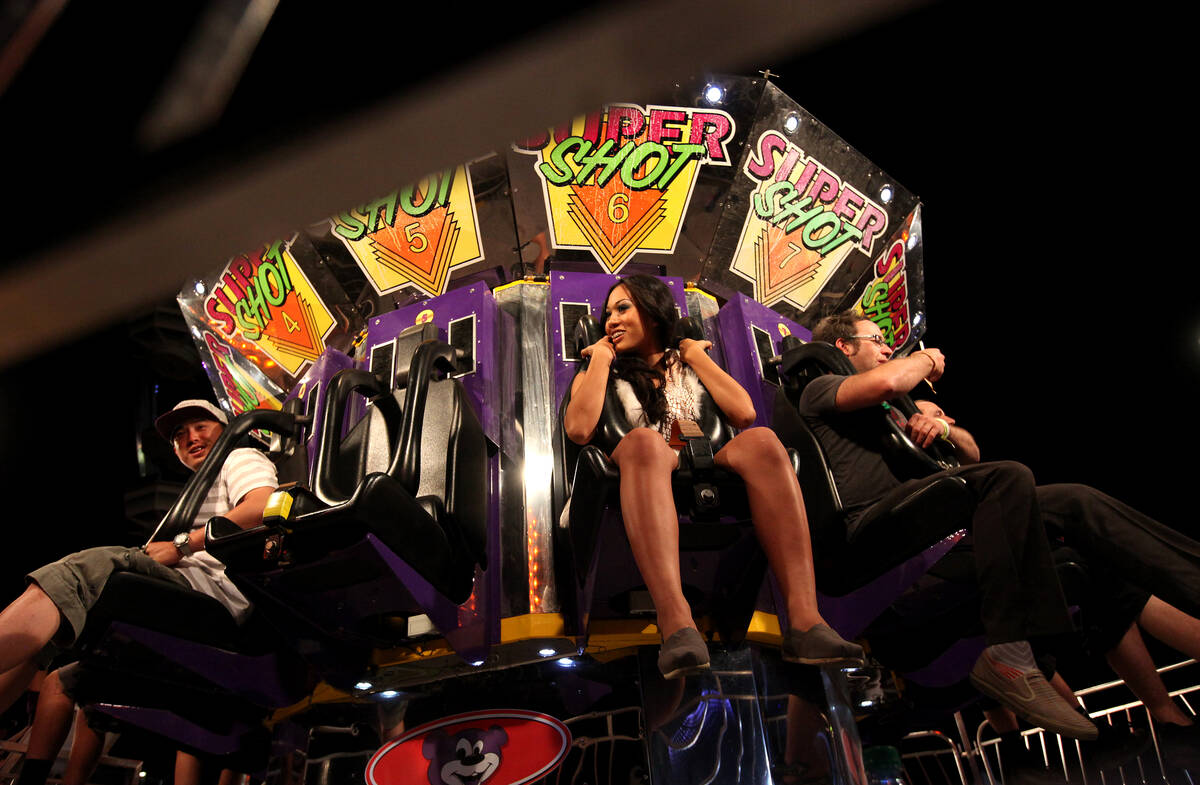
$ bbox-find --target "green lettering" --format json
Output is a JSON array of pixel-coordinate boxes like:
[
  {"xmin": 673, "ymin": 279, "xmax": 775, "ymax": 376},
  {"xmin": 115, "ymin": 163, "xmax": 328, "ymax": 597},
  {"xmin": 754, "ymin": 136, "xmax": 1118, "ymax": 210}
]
[
  {"xmin": 262, "ymin": 240, "xmax": 285, "ymax": 265},
  {"xmin": 576, "ymin": 139, "xmax": 634, "ymax": 188},
  {"xmin": 621, "ymin": 142, "xmax": 670, "ymax": 189},
  {"xmin": 654, "ymin": 143, "xmax": 704, "ymax": 190},
  {"xmin": 754, "ymin": 181, "xmax": 795, "ymax": 219},
  {"xmin": 233, "ymin": 376, "xmax": 259, "ymax": 411},
  {"xmin": 259, "ymin": 260, "xmax": 289, "ymax": 307},
  {"xmin": 816, "ymin": 223, "xmax": 864, "ymax": 256},
  {"xmin": 777, "ymin": 196, "xmax": 821, "ymax": 232},
  {"xmin": 399, "ymin": 180, "xmax": 440, "ymax": 218},
  {"xmin": 435, "ymin": 168, "xmax": 455, "ymax": 206},
  {"xmin": 235, "ymin": 298, "xmax": 263, "ymax": 340},
  {"xmin": 800, "ymin": 213, "xmax": 840, "ymax": 251},
  {"xmin": 235, "ymin": 278, "xmax": 271, "ymax": 339},
  {"xmin": 333, "ymin": 211, "xmax": 368, "ymax": 241},
  {"xmin": 275, "ymin": 252, "xmax": 292, "ymax": 291},
  {"xmin": 366, "ymin": 192, "xmax": 400, "ymax": 229},
  {"xmin": 859, "ymin": 282, "xmax": 890, "ymax": 317},
  {"xmin": 539, "ymin": 137, "xmax": 589, "ymax": 185}
]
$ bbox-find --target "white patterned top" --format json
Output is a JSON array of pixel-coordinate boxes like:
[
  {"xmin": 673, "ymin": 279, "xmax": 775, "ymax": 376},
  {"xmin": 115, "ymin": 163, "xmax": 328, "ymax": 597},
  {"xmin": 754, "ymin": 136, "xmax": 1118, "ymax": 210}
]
[{"xmin": 614, "ymin": 358, "xmax": 703, "ymax": 441}]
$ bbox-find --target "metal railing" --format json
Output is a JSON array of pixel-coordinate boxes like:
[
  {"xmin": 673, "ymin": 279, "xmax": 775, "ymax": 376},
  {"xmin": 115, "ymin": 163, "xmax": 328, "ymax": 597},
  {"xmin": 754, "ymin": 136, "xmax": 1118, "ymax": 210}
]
[{"xmin": 901, "ymin": 659, "xmax": 1199, "ymax": 785}]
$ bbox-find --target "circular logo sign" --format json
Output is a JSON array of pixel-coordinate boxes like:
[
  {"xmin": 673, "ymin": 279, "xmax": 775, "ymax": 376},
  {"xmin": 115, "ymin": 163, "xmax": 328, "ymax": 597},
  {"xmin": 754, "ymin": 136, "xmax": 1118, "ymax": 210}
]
[{"xmin": 365, "ymin": 709, "xmax": 571, "ymax": 785}]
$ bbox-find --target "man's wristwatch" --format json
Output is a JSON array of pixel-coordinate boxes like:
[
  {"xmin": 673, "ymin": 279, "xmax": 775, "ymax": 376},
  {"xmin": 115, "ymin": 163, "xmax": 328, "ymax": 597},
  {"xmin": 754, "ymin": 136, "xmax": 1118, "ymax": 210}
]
[{"xmin": 172, "ymin": 532, "xmax": 193, "ymax": 557}]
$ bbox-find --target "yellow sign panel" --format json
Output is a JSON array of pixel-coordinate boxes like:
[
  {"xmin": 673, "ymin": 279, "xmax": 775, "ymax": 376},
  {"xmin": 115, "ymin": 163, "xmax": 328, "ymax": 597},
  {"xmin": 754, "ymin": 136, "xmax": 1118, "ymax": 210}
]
[
  {"xmin": 331, "ymin": 165, "xmax": 484, "ymax": 297},
  {"xmin": 515, "ymin": 104, "xmax": 736, "ymax": 273},
  {"xmin": 202, "ymin": 240, "xmax": 337, "ymax": 377},
  {"xmin": 729, "ymin": 130, "xmax": 890, "ymax": 311}
]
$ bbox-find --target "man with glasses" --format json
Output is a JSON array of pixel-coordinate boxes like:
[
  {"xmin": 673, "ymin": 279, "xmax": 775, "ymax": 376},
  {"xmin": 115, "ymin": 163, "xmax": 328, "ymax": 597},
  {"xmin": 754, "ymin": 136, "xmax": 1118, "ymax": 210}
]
[{"xmin": 798, "ymin": 311, "xmax": 1200, "ymax": 756}]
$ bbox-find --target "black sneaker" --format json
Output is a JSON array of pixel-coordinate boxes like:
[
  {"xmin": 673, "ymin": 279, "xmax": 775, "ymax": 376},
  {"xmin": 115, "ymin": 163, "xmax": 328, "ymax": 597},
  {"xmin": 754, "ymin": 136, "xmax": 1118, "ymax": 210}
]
[
  {"xmin": 1154, "ymin": 721, "xmax": 1200, "ymax": 772},
  {"xmin": 1000, "ymin": 742, "xmax": 1065, "ymax": 785}
]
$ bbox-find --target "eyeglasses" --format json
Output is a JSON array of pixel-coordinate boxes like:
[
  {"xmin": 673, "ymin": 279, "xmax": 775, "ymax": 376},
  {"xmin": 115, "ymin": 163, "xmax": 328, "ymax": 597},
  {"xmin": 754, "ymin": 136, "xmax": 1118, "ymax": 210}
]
[{"xmin": 849, "ymin": 334, "xmax": 889, "ymax": 347}]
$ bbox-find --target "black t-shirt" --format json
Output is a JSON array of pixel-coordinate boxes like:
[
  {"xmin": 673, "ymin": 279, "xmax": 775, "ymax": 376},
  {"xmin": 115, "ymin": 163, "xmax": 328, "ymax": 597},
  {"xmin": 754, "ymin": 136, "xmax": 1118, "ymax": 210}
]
[{"xmin": 796, "ymin": 374, "xmax": 902, "ymax": 522}]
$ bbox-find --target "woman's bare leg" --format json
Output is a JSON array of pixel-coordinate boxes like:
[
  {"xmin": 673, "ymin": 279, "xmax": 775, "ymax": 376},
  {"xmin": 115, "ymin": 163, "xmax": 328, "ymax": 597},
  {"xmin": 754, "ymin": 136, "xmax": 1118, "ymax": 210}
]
[
  {"xmin": 1106, "ymin": 622, "xmax": 1193, "ymax": 726},
  {"xmin": 610, "ymin": 428, "xmax": 694, "ymax": 639},
  {"xmin": 175, "ymin": 751, "xmax": 203, "ymax": 785},
  {"xmin": 1139, "ymin": 596, "xmax": 1200, "ymax": 661},
  {"xmin": 715, "ymin": 428, "xmax": 824, "ymax": 630}
]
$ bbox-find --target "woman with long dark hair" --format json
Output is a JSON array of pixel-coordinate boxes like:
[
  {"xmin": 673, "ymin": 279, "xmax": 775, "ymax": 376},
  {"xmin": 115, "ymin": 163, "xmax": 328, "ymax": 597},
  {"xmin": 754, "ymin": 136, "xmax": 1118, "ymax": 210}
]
[{"xmin": 564, "ymin": 274, "xmax": 862, "ymax": 678}]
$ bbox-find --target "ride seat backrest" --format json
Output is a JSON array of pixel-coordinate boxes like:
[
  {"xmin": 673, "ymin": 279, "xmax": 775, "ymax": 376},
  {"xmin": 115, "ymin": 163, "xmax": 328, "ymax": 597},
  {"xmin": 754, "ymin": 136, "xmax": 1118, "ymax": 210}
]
[
  {"xmin": 321, "ymin": 323, "xmax": 438, "ymax": 502},
  {"xmin": 313, "ymin": 324, "xmax": 488, "ymax": 569},
  {"xmin": 778, "ymin": 339, "xmax": 951, "ymax": 478},
  {"xmin": 327, "ymin": 408, "xmax": 391, "ymax": 498},
  {"xmin": 415, "ymin": 360, "xmax": 489, "ymax": 569},
  {"xmin": 769, "ymin": 394, "xmax": 845, "ymax": 557}
]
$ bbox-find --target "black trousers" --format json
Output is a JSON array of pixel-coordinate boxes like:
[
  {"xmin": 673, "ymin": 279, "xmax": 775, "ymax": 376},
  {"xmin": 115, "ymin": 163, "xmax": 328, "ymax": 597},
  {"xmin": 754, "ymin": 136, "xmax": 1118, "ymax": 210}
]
[
  {"xmin": 848, "ymin": 461, "xmax": 1073, "ymax": 645},
  {"xmin": 1037, "ymin": 483, "xmax": 1200, "ymax": 619}
]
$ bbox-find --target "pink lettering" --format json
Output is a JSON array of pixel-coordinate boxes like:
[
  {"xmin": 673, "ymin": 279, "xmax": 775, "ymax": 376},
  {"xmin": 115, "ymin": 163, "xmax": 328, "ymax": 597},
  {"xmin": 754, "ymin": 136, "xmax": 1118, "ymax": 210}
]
[
  {"xmin": 688, "ymin": 111, "xmax": 733, "ymax": 162},
  {"xmin": 805, "ymin": 170, "xmax": 841, "ymax": 205},
  {"xmin": 856, "ymin": 205, "xmax": 887, "ymax": 252},
  {"xmin": 647, "ymin": 108, "xmax": 687, "ymax": 145},
  {"xmin": 605, "ymin": 106, "xmax": 645, "ymax": 144},
  {"xmin": 832, "ymin": 186, "xmax": 865, "ymax": 222},
  {"xmin": 793, "ymin": 160, "xmax": 818, "ymax": 196},
  {"xmin": 746, "ymin": 131, "xmax": 786, "ymax": 179}
]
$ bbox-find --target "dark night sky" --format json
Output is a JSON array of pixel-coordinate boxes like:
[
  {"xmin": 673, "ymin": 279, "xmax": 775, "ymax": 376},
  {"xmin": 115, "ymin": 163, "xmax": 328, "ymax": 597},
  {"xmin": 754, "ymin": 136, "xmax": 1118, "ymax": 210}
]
[
  {"xmin": 774, "ymin": 1, "xmax": 1197, "ymax": 532},
  {"xmin": 0, "ymin": 1, "xmax": 1195, "ymax": 593}
]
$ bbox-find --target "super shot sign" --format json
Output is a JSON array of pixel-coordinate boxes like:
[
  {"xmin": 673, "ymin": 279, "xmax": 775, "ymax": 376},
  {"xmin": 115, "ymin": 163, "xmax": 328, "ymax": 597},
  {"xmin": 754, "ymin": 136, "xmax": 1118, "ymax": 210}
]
[{"xmin": 514, "ymin": 104, "xmax": 736, "ymax": 273}]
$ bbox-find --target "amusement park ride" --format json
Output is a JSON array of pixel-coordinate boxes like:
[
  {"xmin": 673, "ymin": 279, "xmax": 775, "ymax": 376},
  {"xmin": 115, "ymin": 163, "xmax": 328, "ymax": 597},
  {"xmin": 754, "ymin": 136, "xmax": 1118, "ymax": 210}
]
[{"xmin": 0, "ymin": 75, "xmax": 1041, "ymax": 785}]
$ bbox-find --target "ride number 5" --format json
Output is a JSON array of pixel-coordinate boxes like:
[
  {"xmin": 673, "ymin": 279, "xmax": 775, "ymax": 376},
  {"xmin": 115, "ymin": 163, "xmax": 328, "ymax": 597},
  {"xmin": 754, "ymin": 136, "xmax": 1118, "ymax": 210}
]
[{"xmin": 404, "ymin": 221, "xmax": 428, "ymax": 253}]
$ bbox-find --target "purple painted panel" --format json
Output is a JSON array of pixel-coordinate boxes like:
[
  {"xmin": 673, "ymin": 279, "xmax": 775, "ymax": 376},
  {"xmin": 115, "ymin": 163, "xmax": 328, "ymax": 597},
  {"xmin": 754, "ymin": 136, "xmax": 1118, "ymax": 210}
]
[
  {"xmin": 363, "ymin": 285, "xmax": 501, "ymax": 445},
  {"xmin": 715, "ymin": 293, "xmax": 807, "ymax": 428},
  {"xmin": 109, "ymin": 622, "xmax": 299, "ymax": 707},
  {"xmin": 813, "ymin": 531, "xmax": 966, "ymax": 641},
  {"xmin": 366, "ymin": 534, "xmax": 489, "ymax": 665},
  {"xmin": 283, "ymin": 348, "xmax": 355, "ymax": 483}
]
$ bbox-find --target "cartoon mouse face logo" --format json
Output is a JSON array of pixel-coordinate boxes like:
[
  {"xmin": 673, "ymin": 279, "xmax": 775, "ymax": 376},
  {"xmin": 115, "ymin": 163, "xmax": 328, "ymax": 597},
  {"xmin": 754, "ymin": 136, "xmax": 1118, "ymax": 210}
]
[
  {"xmin": 365, "ymin": 709, "xmax": 569, "ymax": 785},
  {"xmin": 422, "ymin": 726, "xmax": 509, "ymax": 785}
]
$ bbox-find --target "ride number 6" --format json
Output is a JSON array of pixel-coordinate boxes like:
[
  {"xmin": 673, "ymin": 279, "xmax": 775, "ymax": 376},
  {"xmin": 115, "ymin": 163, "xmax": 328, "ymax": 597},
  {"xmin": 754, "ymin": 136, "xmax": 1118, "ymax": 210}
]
[{"xmin": 607, "ymin": 193, "xmax": 629, "ymax": 224}]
